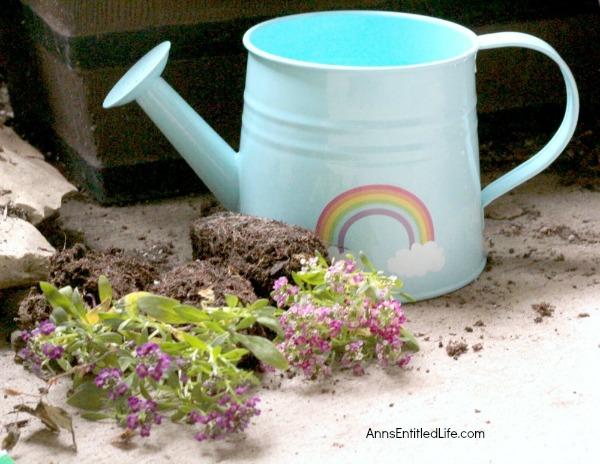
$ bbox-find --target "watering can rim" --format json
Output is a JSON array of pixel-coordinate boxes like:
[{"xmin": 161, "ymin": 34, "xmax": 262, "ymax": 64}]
[{"xmin": 242, "ymin": 10, "xmax": 480, "ymax": 72}]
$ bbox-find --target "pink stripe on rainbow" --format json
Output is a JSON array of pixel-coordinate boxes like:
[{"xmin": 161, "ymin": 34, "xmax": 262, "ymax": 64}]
[{"xmin": 315, "ymin": 185, "xmax": 434, "ymax": 251}]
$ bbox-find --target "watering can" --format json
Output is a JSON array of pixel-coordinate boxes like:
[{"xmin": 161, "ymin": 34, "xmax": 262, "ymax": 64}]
[{"xmin": 104, "ymin": 11, "xmax": 579, "ymax": 301}]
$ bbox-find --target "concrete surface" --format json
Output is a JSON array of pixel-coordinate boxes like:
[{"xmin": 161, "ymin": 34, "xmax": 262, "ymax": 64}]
[{"xmin": 1, "ymin": 171, "xmax": 599, "ymax": 464}]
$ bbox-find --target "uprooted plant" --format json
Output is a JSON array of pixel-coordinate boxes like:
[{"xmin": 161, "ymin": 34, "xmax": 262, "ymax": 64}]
[
  {"xmin": 13, "ymin": 277, "xmax": 287, "ymax": 443},
  {"xmin": 272, "ymin": 252, "xmax": 419, "ymax": 379},
  {"xmin": 9, "ymin": 252, "xmax": 419, "ymax": 447}
]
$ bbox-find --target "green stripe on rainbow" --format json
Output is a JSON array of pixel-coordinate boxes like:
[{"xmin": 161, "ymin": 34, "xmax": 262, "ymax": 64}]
[{"xmin": 315, "ymin": 184, "xmax": 434, "ymax": 252}]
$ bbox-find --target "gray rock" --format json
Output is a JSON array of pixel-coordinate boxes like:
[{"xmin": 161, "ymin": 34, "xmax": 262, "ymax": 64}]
[
  {"xmin": 0, "ymin": 126, "xmax": 75, "ymax": 291},
  {"xmin": 0, "ymin": 216, "xmax": 54, "ymax": 290},
  {"xmin": 0, "ymin": 125, "xmax": 77, "ymax": 225}
]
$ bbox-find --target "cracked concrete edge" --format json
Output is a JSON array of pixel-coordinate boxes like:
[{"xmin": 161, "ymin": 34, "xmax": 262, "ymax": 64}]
[
  {"xmin": 0, "ymin": 125, "xmax": 76, "ymax": 293},
  {"xmin": 0, "ymin": 125, "xmax": 78, "ymax": 226},
  {"xmin": 0, "ymin": 216, "xmax": 54, "ymax": 290}
]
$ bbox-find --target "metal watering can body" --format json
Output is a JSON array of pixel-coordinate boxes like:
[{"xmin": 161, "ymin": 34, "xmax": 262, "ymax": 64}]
[{"xmin": 104, "ymin": 11, "xmax": 579, "ymax": 301}]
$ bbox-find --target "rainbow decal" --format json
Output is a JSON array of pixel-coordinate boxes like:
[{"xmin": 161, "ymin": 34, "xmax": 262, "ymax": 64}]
[{"xmin": 315, "ymin": 184, "xmax": 434, "ymax": 252}]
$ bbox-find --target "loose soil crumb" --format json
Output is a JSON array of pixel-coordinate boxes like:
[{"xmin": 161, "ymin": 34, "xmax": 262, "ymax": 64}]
[
  {"xmin": 446, "ymin": 340, "xmax": 469, "ymax": 359},
  {"xmin": 532, "ymin": 302, "xmax": 555, "ymax": 318},
  {"xmin": 472, "ymin": 343, "xmax": 484, "ymax": 352}
]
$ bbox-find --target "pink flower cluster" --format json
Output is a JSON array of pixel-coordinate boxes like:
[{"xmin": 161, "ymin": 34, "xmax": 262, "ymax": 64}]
[{"xmin": 273, "ymin": 257, "xmax": 413, "ymax": 378}]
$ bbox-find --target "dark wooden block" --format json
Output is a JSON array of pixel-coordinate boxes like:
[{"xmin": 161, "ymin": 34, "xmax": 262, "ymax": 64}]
[{"xmin": 0, "ymin": 0, "xmax": 597, "ymax": 203}]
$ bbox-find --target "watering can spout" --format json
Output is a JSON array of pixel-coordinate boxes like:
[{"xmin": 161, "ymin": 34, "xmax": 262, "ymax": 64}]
[{"xmin": 103, "ymin": 41, "xmax": 239, "ymax": 211}]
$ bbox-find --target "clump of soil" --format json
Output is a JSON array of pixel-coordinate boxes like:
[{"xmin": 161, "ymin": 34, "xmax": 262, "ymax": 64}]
[
  {"xmin": 152, "ymin": 259, "xmax": 257, "ymax": 307},
  {"xmin": 16, "ymin": 213, "xmax": 327, "ymax": 328},
  {"xmin": 47, "ymin": 244, "xmax": 158, "ymax": 297},
  {"xmin": 532, "ymin": 301, "xmax": 555, "ymax": 323},
  {"xmin": 16, "ymin": 244, "xmax": 158, "ymax": 328},
  {"xmin": 446, "ymin": 340, "xmax": 469, "ymax": 359},
  {"xmin": 190, "ymin": 212, "xmax": 328, "ymax": 297}
]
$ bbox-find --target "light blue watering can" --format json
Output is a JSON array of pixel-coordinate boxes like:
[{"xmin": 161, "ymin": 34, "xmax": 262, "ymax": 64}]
[{"xmin": 104, "ymin": 11, "xmax": 579, "ymax": 300}]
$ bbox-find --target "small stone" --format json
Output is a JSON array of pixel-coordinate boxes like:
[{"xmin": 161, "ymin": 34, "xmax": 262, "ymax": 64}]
[{"xmin": 485, "ymin": 203, "xmax": 525, "ymax": 220}]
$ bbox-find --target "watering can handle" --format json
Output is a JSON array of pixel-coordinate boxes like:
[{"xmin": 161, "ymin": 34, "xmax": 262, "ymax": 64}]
[{"xmin": 477, "ymin": 32, "xmax": 579, "ymax": 208}]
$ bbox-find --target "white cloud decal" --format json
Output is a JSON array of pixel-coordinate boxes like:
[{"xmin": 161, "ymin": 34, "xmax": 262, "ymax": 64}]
[{"xmin": 387, "ymin": 241, "xmax": 445, "ymax": 277}]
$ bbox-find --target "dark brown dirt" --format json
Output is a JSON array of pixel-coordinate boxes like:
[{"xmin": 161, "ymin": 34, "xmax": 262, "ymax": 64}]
[
  {"xmin": 446, "ymin": 340, "xmax": 469, "ymax": 359},
  {"xmin": 16, "ymin": 244, "xmax": 158, "ymax": 328},
  {"xmin": 479, "ymin": 106, "xmax": 600, "ymax": 190},
  {"xmin": 190, "ymin": 212, "xmax": 328, "ymax": 296},
  {"xmin": 532, "ymin": 302, "xmax": 555, "ymax": 324},
  {"xmin": 152, "ymin": 259, "xmax": 257, "ymax": 307},
  {"xmin": 16, "ymin": 213, "xmax": 329, "ymax": 328}
]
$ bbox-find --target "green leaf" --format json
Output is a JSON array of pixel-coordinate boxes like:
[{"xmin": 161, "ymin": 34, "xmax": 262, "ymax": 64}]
[
  {"xmin": 211, "ymin": 332, "xmax": 230, "ymax": 347},
  {"xmin": 118, "ymin": 356, "xmax": 136, "ymax": 372},
  {"xmin": 207, "ymin": 309, "xmax": 238, "ymax": 322},
  {"xmin": 50, "ymin": 306, "xmax": 69, "ymax": 325},
  {"xmin": 256, "ymin": 316, "xmax": 285, "ymax": 338},
  {"xmin": 224, "ymin": 294, "xmax": 239, "ymax": 308},
  {"xmin": 211, "ymin": 345, "xmax": 222, "ymax": 358},
  {"xmin": 221, "ymin": 348, "xmax": 249, "ymax": 361},
  {"xmin": 299, "ymin": 270, "xmax": 325, "ymax": 286},
  {"xmin": 189, "ymin": 360, "xmax": 213, "ymax": 376},
  {"xmin": 170, "ymin": 410, "xmax": 187, "ymax": 422},
  {"xmin": 400, "ymin": 327, "xmax": 420, "ymax": 353},
  {"xmin": 254, "ymin": 305, "xmax": 279, "ymax": 318},
  {"xmin": 359, "ymin": 251, "xmax": 376, "ymax": 271},
  {"xmin": 166, "ymin": 370, "xmax": 181, "ymax": 390},
  {"xmin": 234, "ymin": 333, "xmax": 289, "ymax": 370},
  {"xmin": 86, "ymin": 297, "xmax": 112, "ymax": 324},
  {"xmin": 190, "ymin": 382, "xmax": 206, "ymax": 401},
  {"xmin": 71, "ymin": 289, "xmax": 87, "ymax": 316},
  {"xmin": 40, "ymin": 282, "xmax": 78, "ymax": 318},
  {"xmin": 157, "ymin": 342, "xmax": 184, "ymax": 355},
  {"xmin": 67, "ymin": 382, "xmax": 107, "ymax": 411},
  {"xmin": 81, "ymin": 412, "xmax": 112, "ymax": 421},
  {"xmin": 137, "ymin": 295, "xmax": 189, "ymax": 323},
  {"xmin": 98, "ymin": 275, "xmax": 112, "ymax": 304},
  {"xmin": 96, "ymin": 332, "xmax": 123, "ymax": 345},
  {"xmin": 172, "ymin": 304, "xmax": 211, "ymax": 324},
  {"xmin": 179, "ymin": 331, "xmax": 209, "ymax": 351},
  {"xmin": 120, "ymin": 330, "xmax": 143, "ymax": 345},
  {"xmin": 235, "ymin": 316, "xmax": 256, "ymax": 330},
  {"xmin": 247, "ymin": 299, "xmax": 269, "ymax": 312},
  {"xmin": 56, "ymin": 358, "xmax": 72, "ymax": 372},
  {"xmin": 58, "ymin": 285, "xmax": 74, "ymax": 301}
]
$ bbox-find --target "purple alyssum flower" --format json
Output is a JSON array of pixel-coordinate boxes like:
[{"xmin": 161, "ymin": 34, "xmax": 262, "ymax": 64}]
[
  {"xmin": 189, "ymin": 391, "xmax": 261, "ymax": 442},
  {"xmin": 41, "ymin": 343, "xmax": 64, "ymax": 360},
  {"xmin": 135, "ymin": 343, "xmax": 171, "ymax": 382},
  {"xmin": 125, "ymin": 396, "xmax": 163, "ymax": 438},
  {"xmin": 95, "ymin": 367, "xmax": 129, "ymax": 400},
  {"xmin": 39, "ymin": 320, "xmax": 56, "ymax": 336}
]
